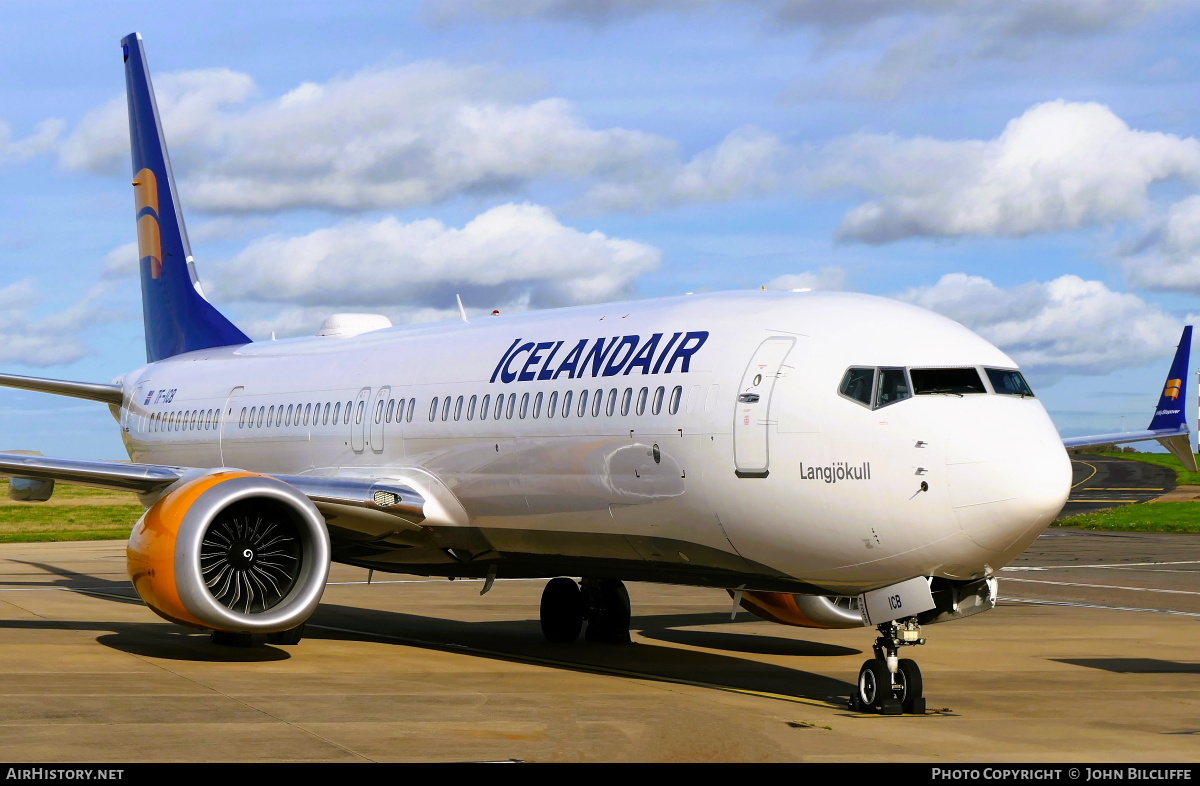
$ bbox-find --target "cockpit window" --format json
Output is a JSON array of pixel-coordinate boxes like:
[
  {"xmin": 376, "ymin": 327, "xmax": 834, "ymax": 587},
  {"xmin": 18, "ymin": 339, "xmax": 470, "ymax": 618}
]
[
  {"xmin": 910, "ymin": 367, "xmax": 986, "ymax": 395},
  {"xmin": 986, "ymin": 368, "xmax": 1035, "ymax": 397},
  {"xmin": 875, "ymin": 367, "xmax": 910, "ymax": 408},
  {"xmin": 839, "ymin": 367, "xmax": 874, "ymax": 406}
]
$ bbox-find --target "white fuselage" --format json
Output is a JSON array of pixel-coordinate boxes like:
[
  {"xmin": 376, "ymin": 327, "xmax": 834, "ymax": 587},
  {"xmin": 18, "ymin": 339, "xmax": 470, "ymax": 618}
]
[{"xmin": 115, "ymin": 291, "xmax": 1072, "ymax": 594}]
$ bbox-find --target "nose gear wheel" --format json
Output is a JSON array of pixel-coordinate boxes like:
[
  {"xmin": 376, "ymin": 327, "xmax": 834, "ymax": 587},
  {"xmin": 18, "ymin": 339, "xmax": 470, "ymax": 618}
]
[{"xmin": 200, "ymin": 508, "xmax": 302, "ymax": 614}]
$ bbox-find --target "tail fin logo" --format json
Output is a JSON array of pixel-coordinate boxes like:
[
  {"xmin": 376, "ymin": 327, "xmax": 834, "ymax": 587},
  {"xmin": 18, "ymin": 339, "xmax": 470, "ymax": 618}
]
[
  {"xmin": 1165, "ymin": 378, "xmax": 1182, "ymax": 401},
  {"xmin": 132, "ymin": 168, "xmax": 162, "ymax": 279}
]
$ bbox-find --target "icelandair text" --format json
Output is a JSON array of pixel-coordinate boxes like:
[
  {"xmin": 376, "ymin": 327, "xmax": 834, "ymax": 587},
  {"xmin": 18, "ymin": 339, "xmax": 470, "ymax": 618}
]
[{"xmin": 491, "ymin": 332, "xmax": 709, "ymax": 384}]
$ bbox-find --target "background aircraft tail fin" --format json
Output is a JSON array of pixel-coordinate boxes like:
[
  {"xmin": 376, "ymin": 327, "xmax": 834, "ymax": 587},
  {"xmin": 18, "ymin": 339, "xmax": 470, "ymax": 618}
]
[
  {"xmin": 1149, "ymin": 326, "xmax": 1194, "ymax": 470},
  {"xmin": 1147, "ymin": 325, "xmax": 1192, "ymax": 432},
  {"xmin": 1061, "ymin": 325, "xmax": 1196, "ymax": 471},
  {"xmin": 121, "ymin": 33, "xmax": 249, "ymax": 363}
]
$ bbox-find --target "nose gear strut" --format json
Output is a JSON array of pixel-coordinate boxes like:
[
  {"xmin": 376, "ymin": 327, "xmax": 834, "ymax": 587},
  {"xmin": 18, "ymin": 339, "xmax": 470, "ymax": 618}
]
[{"xmin": 848, "ymin": 617, "xmax": 927, "ymax": 715}]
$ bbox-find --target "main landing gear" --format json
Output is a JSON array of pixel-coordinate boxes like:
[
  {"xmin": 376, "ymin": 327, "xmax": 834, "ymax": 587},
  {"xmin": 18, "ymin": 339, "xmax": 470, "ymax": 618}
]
[
  {"xmin": 848, "ymin": 618, "xmax": 926, "ymax": 715},
  {"xmin": 539, "ymin": 577, "xmax": 632, "ymax": 645}
]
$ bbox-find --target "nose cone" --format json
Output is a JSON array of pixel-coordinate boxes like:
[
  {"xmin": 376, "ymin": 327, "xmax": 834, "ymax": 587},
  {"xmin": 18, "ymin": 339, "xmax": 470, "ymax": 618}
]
[{"xmin": 943, "ymin": 398, "xmax": 1072, "ymax": 556}]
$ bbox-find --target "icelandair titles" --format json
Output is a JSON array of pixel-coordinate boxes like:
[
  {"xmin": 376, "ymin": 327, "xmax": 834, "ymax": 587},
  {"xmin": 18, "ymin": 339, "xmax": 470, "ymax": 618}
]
[{"xmin": 490, "ymin": 331, "xmax": 709, "ymax": 384}]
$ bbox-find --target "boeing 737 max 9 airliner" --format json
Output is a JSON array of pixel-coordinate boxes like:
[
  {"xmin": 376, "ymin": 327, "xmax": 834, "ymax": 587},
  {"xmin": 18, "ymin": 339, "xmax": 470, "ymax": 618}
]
[{"xmin": 0, "ymin": 34, "xmax": 1193, "ymax": 715}]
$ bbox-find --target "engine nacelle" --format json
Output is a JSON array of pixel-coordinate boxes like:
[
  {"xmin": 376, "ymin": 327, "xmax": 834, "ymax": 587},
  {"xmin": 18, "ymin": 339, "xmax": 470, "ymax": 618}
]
[
  {"xmin": 127, "ymin": 471, "xmax": 330, "ymax": 633},
  {"xmin": 736, "ymin": 590, "xmax": 866, "ymax": 629}
]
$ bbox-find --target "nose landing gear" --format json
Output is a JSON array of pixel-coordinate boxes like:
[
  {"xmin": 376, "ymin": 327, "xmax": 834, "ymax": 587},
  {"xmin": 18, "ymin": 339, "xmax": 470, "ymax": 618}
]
[{"xmin": 848, "ymin": 618, "xmax": 926, "ymax": 715}]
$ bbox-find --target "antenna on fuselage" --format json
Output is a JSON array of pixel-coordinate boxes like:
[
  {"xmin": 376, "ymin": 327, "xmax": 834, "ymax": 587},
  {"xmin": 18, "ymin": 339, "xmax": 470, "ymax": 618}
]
[{"xmin": 456, "ymin": 294, "xmax": 469, "ymax": 324}]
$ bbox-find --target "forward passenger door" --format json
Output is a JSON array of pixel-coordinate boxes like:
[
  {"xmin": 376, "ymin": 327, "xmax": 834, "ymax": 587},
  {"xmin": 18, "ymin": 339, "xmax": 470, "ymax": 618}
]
[{"xmin": 733, "ymin": 336, "xmax": 795, "ymax": 478}]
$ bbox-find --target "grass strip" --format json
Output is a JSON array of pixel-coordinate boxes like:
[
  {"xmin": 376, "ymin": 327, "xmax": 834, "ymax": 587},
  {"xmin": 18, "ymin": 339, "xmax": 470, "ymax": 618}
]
[
  {"xmin": 0, "ymin": 504, "xmax": 142, "ymax": 542},
  {"xmin": 1056, "ymin": 502, "xmax": 1200, "ymax": 533}
]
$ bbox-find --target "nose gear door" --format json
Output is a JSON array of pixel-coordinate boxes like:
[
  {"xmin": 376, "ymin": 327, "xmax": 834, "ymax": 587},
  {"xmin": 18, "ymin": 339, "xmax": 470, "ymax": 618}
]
[{"xmin": 733, "ymin": 336, "xmax": 795, "ymax": 478}]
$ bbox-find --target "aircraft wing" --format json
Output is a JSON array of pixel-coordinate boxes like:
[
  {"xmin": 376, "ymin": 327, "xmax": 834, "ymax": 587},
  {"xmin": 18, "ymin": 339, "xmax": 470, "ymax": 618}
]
[
  {"xmin": 1060, "ymin": 326, "xmax": 1197, "ymax": 472},
  {"xmin": 0, "ymin": 452, "xmax": 428, "ymax": 526}
]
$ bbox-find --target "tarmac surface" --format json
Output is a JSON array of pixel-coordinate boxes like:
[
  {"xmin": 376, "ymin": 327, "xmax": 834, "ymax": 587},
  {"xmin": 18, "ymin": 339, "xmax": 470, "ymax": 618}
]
[
  {"xmin": 1059, "ymin": 454, "xmax": 1178, "ymax": 518},
  {"xmin": 0, "ymin": 528, "xmax": 1197, "ymax": 763}
]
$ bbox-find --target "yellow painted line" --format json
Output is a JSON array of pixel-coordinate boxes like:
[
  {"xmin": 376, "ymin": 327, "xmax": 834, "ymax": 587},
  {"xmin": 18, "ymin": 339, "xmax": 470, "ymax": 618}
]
[
  {"xmin": 1088, "ymin": 488, "xmax": 1164, "ymax": 491},
  {"xmin": 1070, "ymin": 460, "xmax": 1098, "ymax": 489}
]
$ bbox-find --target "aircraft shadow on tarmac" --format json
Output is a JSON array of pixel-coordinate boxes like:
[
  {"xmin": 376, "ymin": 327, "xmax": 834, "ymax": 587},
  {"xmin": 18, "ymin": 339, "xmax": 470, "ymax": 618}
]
[
  {"xmin": 1053, "ymin": 658, "xmax": 1200, "ymax": 674},
  {"xmin": 635, "ymin": 623, "xmax": 859, "ymax": 658},
  {"xmin": 5, "ymin": 560, "xmax": 860, "ymax": 701},
  {"xmin": 308, "ymin": 602, "xmax": 858, "ymax": 704}
]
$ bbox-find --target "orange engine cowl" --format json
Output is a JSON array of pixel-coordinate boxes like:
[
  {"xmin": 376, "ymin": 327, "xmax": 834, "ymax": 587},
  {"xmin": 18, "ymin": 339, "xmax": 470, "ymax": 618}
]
[
  {"xmin": 735, "ymin": 590, "xmax": 867, "ymax": 629},
  {"xmin": 127, "ymin": 471, "xmax": 331, "ymax": 633}
]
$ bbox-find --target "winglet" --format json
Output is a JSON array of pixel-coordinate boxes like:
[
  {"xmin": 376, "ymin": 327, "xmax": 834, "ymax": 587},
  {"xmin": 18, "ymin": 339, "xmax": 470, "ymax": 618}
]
[
  {"xmin": 121, "ymin": 33, "xmax": 250, "ymax": 363},
  {"xmin": 1149, "ymin": 326, "xmax": 1195, "ymax": 471}
]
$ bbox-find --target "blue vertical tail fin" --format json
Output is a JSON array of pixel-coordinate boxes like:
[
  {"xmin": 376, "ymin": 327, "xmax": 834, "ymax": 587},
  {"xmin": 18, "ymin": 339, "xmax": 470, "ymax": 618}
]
[
  {"xmin": 1147, "ymin": 325, "xmax": 1194, "ymax": 471},
  {"xmin": 121, "ymin": 33, "xmax": 250, "ymax": 363},
  {"xmin": 1147, "ymin": 325, "xmax": 1191, "ymax": 432}
]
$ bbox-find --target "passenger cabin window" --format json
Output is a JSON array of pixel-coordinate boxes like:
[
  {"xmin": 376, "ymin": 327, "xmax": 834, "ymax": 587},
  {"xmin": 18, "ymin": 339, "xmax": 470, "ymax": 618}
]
[
  {"xmin": 986, "ymin": 368, "xmax": 1035, "ymax": 397},
  {"xmin": 911, "ymin": 367, "xmax": 986, "ymax": 395}
]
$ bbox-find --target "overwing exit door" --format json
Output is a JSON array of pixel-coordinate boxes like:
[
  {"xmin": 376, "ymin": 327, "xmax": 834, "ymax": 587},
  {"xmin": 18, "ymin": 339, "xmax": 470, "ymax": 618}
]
[{"xmin": 733, "ymin": 336, "xmax": 795, "ymax": 477}]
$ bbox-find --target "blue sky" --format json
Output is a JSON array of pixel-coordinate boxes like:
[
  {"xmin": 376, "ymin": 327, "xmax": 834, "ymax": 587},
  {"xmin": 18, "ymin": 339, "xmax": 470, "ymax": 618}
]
[{"xmin": 2, "ymin": 0, "xmax": 1200, "ymax": 458}]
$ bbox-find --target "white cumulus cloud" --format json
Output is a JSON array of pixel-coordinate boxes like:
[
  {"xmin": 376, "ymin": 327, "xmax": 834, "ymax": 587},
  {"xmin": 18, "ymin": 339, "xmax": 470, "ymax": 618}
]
[
  {"xmin": 894, "ymin": 272, "xmax": 1180, "ymax": 376},
  {"xmin": 212, "ymin": 203, "xmax": 660, "ymax": 313},
  {"xmin": 0, "ymin": 118, "xmax": 64, "ymax": 165},
  {"xmin": 1121, "ymin": 195, "xmax": 1200, "ymax": 293},
  {"xmin": 59, "ymin": 62, "xmax": 686, "ymax": 213},
  {"xmin": 816, "ymin": 100, "xmax": 1200, "ymax": 243},
  {"xmin": 767, "ymin": 267, "xmax": 847, "ymax": 291},
  {"xmin": 0, "ymin": 279, "xmax": 127, "ymax": 366}
]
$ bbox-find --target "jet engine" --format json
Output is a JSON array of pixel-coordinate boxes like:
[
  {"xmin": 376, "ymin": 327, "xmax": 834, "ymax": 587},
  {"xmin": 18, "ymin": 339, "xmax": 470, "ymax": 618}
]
[
  {"xmin": 736, "ymin": 591, "xmax": 866, "ymax": 629},
  {"xmin": 127, "ymin": 471, "xmax": 330, "ymax": 633}
]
